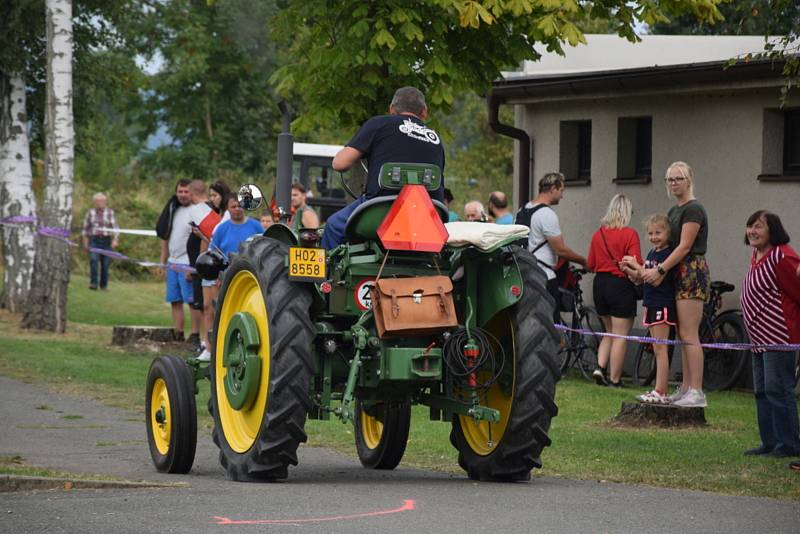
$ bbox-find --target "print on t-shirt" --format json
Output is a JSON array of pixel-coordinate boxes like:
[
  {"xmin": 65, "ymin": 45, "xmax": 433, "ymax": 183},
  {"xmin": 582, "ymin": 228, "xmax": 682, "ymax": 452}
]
[{"xmin": 398, "ymin": 119, "xmax": 440, "ymax": 145}]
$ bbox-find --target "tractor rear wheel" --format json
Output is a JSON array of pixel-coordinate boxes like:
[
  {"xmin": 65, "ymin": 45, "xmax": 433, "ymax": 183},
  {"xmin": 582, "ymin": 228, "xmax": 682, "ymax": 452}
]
[
  {"xmin": 210, "ymin": 237, "xmax": 315, "ymax": 481},
  {"xmin": 145, "ymin": 355, "xmax": 197, "ymax": 473},
  {"xmin": 354, "ymin": 400, "xmax": 411, "ymax": 469},
  {"xmin": 450, "ymin": 248, "xmax": 560, "ymax": 481}
]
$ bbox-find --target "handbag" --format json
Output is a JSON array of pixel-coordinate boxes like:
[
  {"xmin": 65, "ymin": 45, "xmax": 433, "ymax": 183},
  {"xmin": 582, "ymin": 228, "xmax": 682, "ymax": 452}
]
[
  {"xmin": 598, "ymin": 228, "xmax": 643, "ymax": 300},
  {"xmin": 371, "ymin": 275, "xmax": 458, "ymax": 338}
]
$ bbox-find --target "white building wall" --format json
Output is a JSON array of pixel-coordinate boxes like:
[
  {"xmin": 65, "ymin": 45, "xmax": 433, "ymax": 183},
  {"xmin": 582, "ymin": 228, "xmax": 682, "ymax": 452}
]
[{"xmin": 517, "ymin": 88, "xmax": 800, "ymax": 310}]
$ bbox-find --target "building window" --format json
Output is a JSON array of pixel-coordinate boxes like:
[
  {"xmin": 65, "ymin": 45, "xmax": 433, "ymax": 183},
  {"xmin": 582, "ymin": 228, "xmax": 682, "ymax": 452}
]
[
  {"xmin": 616, "ymin": 116, "xmax": 652, "ymax": 183},
  {"xmin": 783, "ymin": 109, "xmax": 800, "ymax": 175},
  {"xmin": 559, "ymin": 120, "xmax": 591, "ymax": 184},
  {"xmin": 760, "ymin": 108, "xmax": 800, "ymax": 181}
]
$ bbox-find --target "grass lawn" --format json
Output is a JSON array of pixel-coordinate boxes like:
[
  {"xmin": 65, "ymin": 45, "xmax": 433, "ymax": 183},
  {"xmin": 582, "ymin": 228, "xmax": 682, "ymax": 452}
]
[{"xmin": 1, "ymin": 277, "xmax": 798, "ymax": 500}]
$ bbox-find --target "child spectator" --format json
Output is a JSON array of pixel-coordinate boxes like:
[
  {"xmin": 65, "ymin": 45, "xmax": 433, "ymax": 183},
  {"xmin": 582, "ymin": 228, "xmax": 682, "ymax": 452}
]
[{"xmin": 621, "ymin": 214, "xmax": 676, "ymax": 403}]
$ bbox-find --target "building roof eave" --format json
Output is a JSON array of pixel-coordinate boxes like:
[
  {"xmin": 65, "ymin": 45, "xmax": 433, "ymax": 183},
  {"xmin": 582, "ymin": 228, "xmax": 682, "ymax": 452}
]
[{"xmin": 491, "ymin": 59, "xmax": 788, "ymax": 102}]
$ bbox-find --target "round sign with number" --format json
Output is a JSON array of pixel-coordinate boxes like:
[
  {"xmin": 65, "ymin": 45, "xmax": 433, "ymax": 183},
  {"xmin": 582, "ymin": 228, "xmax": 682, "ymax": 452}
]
[{"xmin": 353, "ymin": 278, "xmax": 376, "ymax": 311}]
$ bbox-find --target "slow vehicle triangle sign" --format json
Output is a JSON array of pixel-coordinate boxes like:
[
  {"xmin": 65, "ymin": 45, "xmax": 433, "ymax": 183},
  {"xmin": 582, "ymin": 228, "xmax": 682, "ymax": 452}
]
[{"xmin": 376, "ymin": 185, "xmax": 448, "ymax": 252}]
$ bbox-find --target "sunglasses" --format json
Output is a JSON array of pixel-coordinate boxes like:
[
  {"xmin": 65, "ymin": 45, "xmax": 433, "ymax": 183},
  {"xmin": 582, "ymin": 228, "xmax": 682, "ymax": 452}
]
[{"xmin": 664, "ymin": 176, "xmax": 686, "ymax": 183}]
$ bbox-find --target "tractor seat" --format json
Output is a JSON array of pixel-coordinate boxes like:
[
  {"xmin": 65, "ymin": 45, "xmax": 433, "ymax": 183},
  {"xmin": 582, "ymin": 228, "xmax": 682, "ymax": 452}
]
[
  {"xmin": 711, "ymin": 281, "xmax": 735, "ymax": 294},
  {"xmin": 345, "ymin": 195, "xmax": 449, "ymax": 244},
  {"xmin": 444, "ymin": 221, "xmax": 529, "ymax": 251}
]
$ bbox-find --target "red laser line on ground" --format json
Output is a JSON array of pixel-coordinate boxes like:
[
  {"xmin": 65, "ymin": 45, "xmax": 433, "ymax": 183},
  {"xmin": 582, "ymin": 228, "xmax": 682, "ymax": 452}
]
[{"xmin": 212, "ymin": 499, "xmax": 416, "ymax": 525}]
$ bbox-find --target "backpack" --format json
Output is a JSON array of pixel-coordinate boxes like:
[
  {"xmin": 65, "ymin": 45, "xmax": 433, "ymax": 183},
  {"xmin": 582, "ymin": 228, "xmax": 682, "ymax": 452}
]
[{"xmin": 513, "ymin": 203, "xmax": 549, "ymax": 250}]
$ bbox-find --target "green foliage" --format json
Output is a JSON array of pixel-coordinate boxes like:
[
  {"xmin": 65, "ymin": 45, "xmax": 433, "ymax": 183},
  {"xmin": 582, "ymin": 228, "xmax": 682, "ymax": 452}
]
[
  {"xmin": 271, "ymin": 0, "xmax": 724, "ymax": 131},
  {"xmin": 652, "ymin": 1, "xmax": 800, "ymax": 104},
  {"xmin": 442, "ymin": 92, "xmax": 514, "ymax": 214},
  {"xmin": 141, "ymin": 0, "xmax": 282, "ymax": 180},
  {"xmin": 651, "ymin": 0, "xmax": 799, "ymax": 35},
  {"xmin": 0, "ymin": 1, "xmax": 152, "ymax": 155}
]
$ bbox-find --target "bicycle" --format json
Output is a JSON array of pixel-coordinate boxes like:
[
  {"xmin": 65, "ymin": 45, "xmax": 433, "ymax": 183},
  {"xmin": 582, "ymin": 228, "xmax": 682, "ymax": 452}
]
[
  {"xmin": 631, "ymin": 280, "xmax": 749, "ymax": 391},
  {"xmin": 556, "ymin": 268, "xmax": 604, "ymax": 381}
]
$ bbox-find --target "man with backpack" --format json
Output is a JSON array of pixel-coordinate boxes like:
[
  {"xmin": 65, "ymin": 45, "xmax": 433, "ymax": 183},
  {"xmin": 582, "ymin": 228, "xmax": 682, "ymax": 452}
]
[{"xmin": 516, "ymin": 172, "xmax": 587, "ymax": 322}]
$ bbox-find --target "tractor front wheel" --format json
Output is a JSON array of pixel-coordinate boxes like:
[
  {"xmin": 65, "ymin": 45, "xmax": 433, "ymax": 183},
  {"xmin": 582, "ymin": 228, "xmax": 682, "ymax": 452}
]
[
  {"xmin": 145, "ymin": 355, "xmax": 197, "ymax": 474},
  {"xmin": 210, "ymin": 237, "xmax": 315, "ymax": 481},
  {"xmin": 354, "ymin": 400, "xmax": 411, "ymax": 469},
  {"xmin": 450, "ymin": 248, "xmax": 560, "ymax": 481}
]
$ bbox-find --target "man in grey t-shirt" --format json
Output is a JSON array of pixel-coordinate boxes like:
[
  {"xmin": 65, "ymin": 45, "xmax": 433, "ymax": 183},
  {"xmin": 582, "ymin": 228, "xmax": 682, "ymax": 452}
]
[{"xmin": 524, "ymin": 172, "xmax": 587, "ymax": 321}]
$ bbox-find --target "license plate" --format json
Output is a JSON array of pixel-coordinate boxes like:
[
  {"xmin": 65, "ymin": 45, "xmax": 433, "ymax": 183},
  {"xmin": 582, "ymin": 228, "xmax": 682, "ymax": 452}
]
[{"xmin": 288, "ymin": 247, "xmax": 326, "ymax": 282}]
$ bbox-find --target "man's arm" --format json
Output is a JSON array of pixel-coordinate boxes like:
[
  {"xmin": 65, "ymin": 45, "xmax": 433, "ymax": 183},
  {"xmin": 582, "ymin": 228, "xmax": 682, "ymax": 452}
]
[
  {"xmin": 332, "ymin": 147, "xmax": 363, "ymax": 172},
  {"xmin": 302, "ymin": 208, "xmax": 319, "ymax": 229},
  {"xmin": 546, "ymin": 235, "xmax": 587, "ymax": 268},
  {"xmin": 157, "ymin": 239, "xmax": 168, "ymax": 277}
]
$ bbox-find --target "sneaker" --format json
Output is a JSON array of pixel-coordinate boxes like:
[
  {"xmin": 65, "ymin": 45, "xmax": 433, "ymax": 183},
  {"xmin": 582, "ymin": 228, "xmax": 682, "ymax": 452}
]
[
  {"xmin": 673, "ymin": 388, "xmax": 707, "ymax": 408},
  {"xmin": 667, "ymin": 385, "xmax": 687, "ymax": 403},
  {"xmin": 636, "ymin": 390, "xmax": 670, "ymax": 404},
  {"xmin": 608, "ymin": 380, "xmax": 624, "ymax": 388},
  {"xmin": 196, "ymin": 348, "xmax": 211, "ymax": 362},
  {"xmin": 790, "ymin": 460, "xmax": 800, "ymax": 471},
  {"xmin": 592, "ymin": 368, "xmax": 609, "ymax": 386},
  {"xmin": 172, "ymin": 330, "xmax": 185, "ymax": 342}
]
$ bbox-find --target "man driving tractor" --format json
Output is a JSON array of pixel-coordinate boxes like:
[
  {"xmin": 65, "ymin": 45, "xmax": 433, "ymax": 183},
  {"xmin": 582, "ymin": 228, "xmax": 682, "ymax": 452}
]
[{"xmin": 320, "ymin": 86, "xmax": 446, "ymax": 249}]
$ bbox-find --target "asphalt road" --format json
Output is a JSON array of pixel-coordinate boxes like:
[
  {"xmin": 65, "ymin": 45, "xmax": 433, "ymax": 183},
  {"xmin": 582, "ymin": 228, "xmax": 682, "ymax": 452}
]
[{"xmin": 0, "ymin": 375, "xmax": 797, "ymax": 534}]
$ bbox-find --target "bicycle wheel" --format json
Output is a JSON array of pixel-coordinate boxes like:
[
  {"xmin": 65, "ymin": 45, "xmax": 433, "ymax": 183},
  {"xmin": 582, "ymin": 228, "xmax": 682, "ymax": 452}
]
[
  {"xmin": 633, "ymin": 326, "xmax": 676, "ymax": 387},
  {"xmin": 702, "ymin": 312, "xmax": 749, "ymax": 391},
  {"xmin": 633, "ymin": 338, "xmax": 656, "ymax": 387},
  {"xmin": 576, "ymin": 307, "xmax": 604, "ymax": 381},
  {"xmin": 556, "ymin": 326, "xmax": 573, "ymax": 376}
]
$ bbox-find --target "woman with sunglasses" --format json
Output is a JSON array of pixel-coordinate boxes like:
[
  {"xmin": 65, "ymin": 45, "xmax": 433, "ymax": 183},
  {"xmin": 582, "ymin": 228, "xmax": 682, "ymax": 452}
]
[{"xmin": 640, "ymin": 161, "xmax": 710, "ymax": 408}]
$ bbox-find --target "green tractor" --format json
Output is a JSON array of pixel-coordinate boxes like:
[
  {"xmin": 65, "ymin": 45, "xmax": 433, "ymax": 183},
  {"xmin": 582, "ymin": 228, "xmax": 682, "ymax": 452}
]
[{"xmin": 145, "ymin": 117, "xmax": 560, "ymax": 482}]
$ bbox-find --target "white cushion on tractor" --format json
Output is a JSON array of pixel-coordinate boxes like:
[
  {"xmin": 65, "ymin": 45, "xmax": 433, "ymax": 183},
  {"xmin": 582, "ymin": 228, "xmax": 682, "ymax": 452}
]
[{"xmin": 444, "ymin": 222, "xmax": 530, "ymax": 250}]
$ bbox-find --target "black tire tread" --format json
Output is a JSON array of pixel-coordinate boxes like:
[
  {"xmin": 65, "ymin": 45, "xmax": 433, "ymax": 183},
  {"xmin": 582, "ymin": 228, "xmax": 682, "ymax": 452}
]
[
  {"xmin": 145, "ymin": 354, "xmax": 197, "ymax": 474},
  {"xmin": 449, "ymin": 247, "xmax": 560, "ymax": 482},
  {"xmin": 210, "ymin": 237, "xmax": 315, "ymax": 481},
  {"xmin": 354, "ymin": 400, "xmax": 411, "ymax": 469}
]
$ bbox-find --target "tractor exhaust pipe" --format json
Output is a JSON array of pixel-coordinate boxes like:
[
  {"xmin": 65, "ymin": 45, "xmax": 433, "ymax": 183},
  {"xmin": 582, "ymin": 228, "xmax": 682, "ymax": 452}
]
[{"xmin": 276, "ymin": 101, "xmax": 293, "ymax": 222}]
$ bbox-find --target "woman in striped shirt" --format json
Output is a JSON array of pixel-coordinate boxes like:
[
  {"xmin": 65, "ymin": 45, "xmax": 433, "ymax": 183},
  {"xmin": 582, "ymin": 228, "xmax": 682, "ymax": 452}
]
[{"xmin": 740, "ymin": 210, "xmax": 800, "ymax": 459}]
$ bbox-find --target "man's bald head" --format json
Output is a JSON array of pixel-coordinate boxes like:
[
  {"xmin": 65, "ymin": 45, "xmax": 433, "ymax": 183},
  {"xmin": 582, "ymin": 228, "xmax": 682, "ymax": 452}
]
[{"xmin": 488, "ymin": 191, "xmax": 508, "ymax": 210}]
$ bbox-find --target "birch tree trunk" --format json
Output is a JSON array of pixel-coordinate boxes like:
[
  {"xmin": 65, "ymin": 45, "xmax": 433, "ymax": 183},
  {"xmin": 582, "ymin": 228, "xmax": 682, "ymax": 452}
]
[
  {"xmin": 22, "ymin": 0, "xmax": 74, "ymax": 332},
  {"xmin": 0, "ymin": 73, "xmax": 38, "ymax": 313}
]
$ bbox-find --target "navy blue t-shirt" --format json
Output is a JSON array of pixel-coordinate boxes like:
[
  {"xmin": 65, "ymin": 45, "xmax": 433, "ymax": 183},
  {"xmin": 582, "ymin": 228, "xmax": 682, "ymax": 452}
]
[
  {"xmin": 346, "ymin": 114, "xmax": 445, "ymax": 201},
  {"xmin": 643, "ymin": 247, "xmax": 675, "ymax": 308}
]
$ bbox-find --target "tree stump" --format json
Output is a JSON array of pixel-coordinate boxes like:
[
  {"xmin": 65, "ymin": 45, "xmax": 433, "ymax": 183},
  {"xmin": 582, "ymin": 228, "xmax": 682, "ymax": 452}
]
[
  {"xmin": 613, "ymin": 401, "xmax": 706, "ymax": 428},
  {"xmin": 112, "ymin": 326, "xmax": 175, "ymax": 346}
]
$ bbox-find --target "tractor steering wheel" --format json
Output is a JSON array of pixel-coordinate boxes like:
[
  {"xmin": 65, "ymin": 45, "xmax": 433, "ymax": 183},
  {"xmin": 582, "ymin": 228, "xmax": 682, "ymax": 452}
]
[{"xmin": 338, "ymin": 160, "xmax": 368, "ymax": 200}]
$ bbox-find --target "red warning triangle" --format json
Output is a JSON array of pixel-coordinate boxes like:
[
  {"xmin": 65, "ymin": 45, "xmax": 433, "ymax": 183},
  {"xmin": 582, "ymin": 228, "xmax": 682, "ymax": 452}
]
[{"xmin": 376, "ymin": 185, "xmax": 449, "ymax": 252}]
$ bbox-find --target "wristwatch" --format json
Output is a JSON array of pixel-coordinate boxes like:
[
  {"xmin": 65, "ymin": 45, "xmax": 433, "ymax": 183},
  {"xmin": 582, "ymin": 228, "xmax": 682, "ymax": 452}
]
[{"xmin": 656, "ymin": 265, "xmax": 666, "ymax": 275}]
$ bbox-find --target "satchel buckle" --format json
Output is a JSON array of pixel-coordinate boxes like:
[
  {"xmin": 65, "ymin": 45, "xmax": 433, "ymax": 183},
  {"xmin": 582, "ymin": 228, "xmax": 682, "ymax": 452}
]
[{"xmin": 412, "ymin": 291, "xmax": 423, "ymax": 304}]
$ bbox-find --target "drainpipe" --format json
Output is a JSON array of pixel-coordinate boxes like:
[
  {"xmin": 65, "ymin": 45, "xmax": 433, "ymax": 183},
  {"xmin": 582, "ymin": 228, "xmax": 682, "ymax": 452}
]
[{"xmin": 487, "ymin": 90, "xmax": 532, "ymax": 202}]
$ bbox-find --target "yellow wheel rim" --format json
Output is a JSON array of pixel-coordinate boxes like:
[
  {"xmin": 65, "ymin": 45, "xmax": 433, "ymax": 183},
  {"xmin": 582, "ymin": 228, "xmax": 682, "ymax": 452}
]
[
  {"xmin": 458, "ymin": 314, "xmax": 515, "ymax": 455},
  {"xmin": 360, "ymin": 404, "xmax": 384, "ymax": 450},
  {"xmin": 216, "ymin": 270, "xmax": 271, "ymax": 453},
  {"xmin": 150, "ymin": 378, "xmax": 171, "ymax": 455}
]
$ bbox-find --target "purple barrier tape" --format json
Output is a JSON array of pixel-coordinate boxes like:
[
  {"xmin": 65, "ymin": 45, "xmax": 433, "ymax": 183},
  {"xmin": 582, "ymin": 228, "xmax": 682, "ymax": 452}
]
[
  {"xmin": 87, "ymin": 246, "xmax": 196, "ymax": 274},
  {"xmin": 555, "ymin": 323, "xmax": 800, "ymax": 353},
  {"xmin": 36, "ymin": 226, "xmax": 78, "ymax": 246},
  {"xmin": 0, "ymin": 215, "xmax": 37, "ymax": 224}
]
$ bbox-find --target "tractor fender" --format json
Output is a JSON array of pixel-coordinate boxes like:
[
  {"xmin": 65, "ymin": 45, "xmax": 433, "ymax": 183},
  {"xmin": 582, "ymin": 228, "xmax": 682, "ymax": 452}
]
[
  {"xmin": 456, "ymin": 246, "xmax": 525, "ymax": 328},
  {"xmin": 264, "ymin": 223, "xmax": 298, "ymax": 246}
]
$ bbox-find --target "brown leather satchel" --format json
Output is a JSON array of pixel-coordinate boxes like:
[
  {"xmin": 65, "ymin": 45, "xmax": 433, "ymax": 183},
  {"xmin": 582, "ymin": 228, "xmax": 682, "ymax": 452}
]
[{"xmin": 371, "ymin": 275, "xmax": 458, "ymax": 338}]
